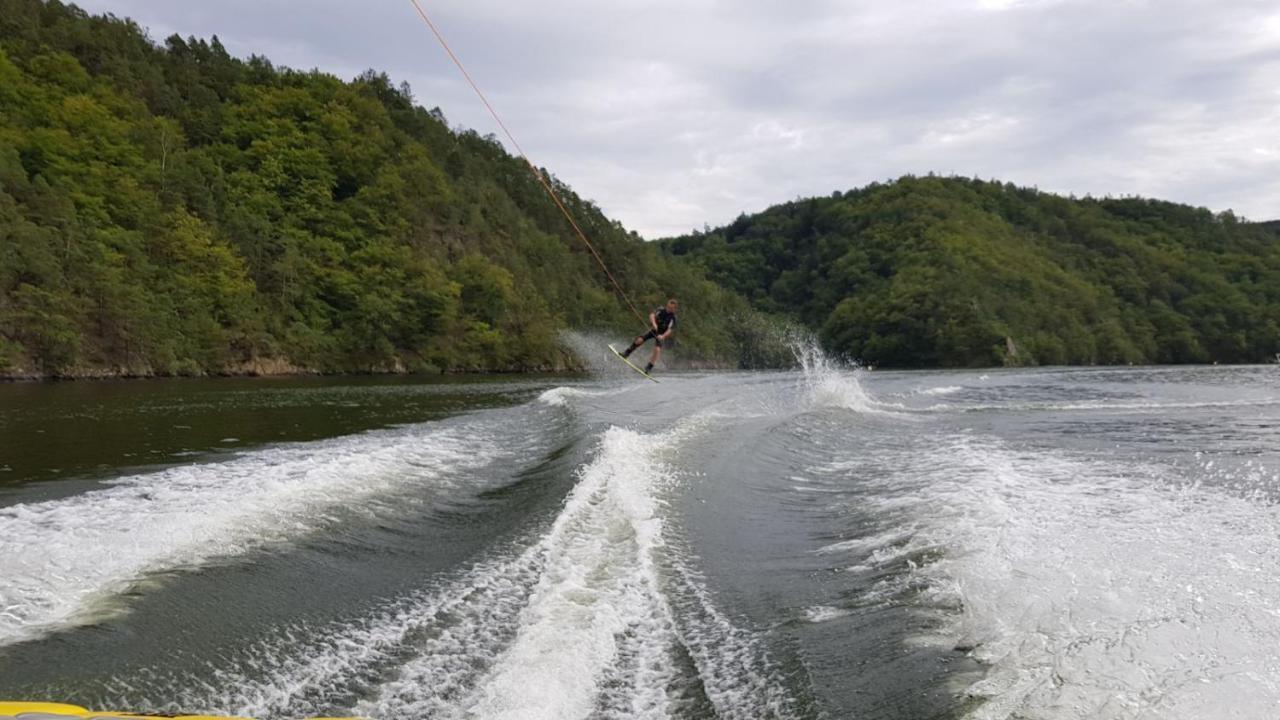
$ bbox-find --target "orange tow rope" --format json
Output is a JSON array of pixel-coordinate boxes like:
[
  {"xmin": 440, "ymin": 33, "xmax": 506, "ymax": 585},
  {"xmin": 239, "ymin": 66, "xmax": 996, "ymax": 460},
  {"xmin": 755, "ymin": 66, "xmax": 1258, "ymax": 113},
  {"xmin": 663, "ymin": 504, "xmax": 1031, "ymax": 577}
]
[{"xmin": 408, "ymin": 0, "xmax": 649, "ymax": 328}]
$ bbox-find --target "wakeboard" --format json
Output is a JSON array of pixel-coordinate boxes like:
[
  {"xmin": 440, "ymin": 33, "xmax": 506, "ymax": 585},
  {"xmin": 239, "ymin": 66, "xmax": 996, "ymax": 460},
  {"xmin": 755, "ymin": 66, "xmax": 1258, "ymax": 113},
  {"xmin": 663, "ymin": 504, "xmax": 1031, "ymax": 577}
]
[{"xmin": 608, "ymin": 344, "xmax": 660, "ymax": 383}]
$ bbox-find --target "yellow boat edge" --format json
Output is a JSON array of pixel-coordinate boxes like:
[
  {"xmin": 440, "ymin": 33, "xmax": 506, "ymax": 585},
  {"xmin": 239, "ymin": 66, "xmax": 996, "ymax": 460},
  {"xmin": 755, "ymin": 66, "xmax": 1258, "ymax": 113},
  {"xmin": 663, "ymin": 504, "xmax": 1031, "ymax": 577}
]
[{"xmin": 0, "ymin": 702, "xmax": 358, "ymax": 719}]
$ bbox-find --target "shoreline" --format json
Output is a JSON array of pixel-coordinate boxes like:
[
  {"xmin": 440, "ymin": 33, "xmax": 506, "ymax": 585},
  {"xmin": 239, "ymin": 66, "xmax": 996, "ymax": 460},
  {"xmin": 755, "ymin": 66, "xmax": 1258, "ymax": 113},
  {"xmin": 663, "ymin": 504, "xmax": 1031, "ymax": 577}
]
[
  {"xmin": 0, "ymin": 365, "xmax": 582, "ymax": 383},
  {"xmin": 0, "ymin": 356, "xmax": 742, "ymax": 383},
  {"xmin": 3, "ymin": 359, "xmax": 1274, "ymax": 383}
]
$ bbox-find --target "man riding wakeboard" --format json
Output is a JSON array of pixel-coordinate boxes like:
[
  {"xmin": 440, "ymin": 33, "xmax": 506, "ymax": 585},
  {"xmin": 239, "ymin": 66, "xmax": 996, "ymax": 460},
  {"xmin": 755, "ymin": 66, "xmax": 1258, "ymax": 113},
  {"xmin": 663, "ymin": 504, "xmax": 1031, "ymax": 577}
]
[{"xmin": 619, "ymin": 298, "xmax": 678, "ymax": 374}]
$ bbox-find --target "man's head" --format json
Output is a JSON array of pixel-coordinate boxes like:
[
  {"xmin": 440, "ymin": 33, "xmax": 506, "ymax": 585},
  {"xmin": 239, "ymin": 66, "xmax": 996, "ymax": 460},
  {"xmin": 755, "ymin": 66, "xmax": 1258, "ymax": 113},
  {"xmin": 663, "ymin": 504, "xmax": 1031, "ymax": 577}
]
[{"xmin": 666, "ymin": 298, "xmax": 679, "ymax": 314}]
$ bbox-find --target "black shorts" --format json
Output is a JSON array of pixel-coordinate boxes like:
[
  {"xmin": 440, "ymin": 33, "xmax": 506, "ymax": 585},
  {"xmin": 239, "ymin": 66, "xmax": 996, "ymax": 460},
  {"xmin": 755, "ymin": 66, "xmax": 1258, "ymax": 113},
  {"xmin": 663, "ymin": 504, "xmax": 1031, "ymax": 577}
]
[{"xmin": 642, "ymin": 329, "xmax": 664, "ymax": 348}]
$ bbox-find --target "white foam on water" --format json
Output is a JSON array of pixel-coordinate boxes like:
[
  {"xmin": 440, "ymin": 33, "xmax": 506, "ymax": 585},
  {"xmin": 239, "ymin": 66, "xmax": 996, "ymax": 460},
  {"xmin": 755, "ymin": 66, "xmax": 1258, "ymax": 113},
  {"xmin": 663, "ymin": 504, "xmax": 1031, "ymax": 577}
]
[
  {"xmin": 0, "ymin": 415, "xmax": 527, "ymax": 648},
  {"xmin": 352, "ymin": 418, "xmax": 796, "ymax": 720},
  {"xmin": 536, "ymin": 386, "xmax": 578, "ymax": 407},
  {"xmin": 803, "ymin": 605, "xmax": 855, "ymax": 623},
  {"xmin": 536, "ymin": 385, "xmax": 634, "ymax": 408},
  {"xmin": 154, "ymin": 541, "xmax": 548, "ymax": 719},
  {"xmin": 816, "ymin": 528, "xmax": 918, "ymax": 556},
  {"xmin": 658, "ymin": 554, "xmax": 801, "ymax": 720},
  {"xmin": 169, "ymin": 416, "xmax": 795, "ymax": 720},
  {"xmin": 922, "ymin": 398, "xmax": 1280, "ymax": 414},
  {"xmin": 919, "ymin": 385, "xmax": 964, "ymax": 396},
  {"xmin": 430, "ymin": 425, "xmax": 675, "ymax": 720},
  {"xmin": 828, "ymin": 436, "xmax": 1280, "ymax": 719}
]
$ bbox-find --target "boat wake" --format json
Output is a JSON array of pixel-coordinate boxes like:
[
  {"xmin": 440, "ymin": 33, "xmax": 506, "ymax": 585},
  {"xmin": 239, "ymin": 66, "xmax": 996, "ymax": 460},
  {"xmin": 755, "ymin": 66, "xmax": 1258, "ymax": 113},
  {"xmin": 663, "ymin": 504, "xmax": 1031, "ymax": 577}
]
[
  {"xmin": 812, "ymin": 434, "xmax": 1280, "ymax": 719},
  {"xmin": 105, "ymin": 418, "xmax": 798, "ymax": 720},
  {"xmin": 0, "ymin": 405, "xmax": 563, "ymax": 649}
]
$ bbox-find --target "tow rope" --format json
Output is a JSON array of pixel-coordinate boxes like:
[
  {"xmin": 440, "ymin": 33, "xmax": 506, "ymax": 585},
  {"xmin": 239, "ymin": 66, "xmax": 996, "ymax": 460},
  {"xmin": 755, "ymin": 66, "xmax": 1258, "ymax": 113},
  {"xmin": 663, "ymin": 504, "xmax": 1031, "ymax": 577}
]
[{"xmin": 408, "ymin": 0, "xmax": 649, "ymax": 328}]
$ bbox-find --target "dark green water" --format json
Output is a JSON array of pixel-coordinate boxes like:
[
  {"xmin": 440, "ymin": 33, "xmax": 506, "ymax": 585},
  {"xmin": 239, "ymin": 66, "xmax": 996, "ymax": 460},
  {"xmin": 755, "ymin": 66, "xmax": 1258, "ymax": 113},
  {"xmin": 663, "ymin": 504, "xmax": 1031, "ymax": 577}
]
[{"xmin": 0, "ymin": 375, "xmax": 568, "ymax": 491}]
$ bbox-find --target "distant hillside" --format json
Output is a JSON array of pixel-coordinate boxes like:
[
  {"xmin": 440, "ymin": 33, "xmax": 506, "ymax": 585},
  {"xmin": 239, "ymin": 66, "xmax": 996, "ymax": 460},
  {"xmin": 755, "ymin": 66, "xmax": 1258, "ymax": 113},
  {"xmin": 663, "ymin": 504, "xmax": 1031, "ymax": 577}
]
[
  {"xmin": 663, "ymin": 176, "xmax": 1280, "ymax": 367},
  {"xmin": 0, "ymin": 0, "xmax": 776, "ymax": 378}
]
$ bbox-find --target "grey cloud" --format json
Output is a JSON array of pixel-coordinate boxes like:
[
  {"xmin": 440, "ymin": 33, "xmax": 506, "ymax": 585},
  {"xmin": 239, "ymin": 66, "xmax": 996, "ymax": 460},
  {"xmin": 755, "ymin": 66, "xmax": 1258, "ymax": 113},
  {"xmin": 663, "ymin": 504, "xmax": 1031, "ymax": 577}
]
[{"xmin": 74, "ymin": 0, "xmax": 1280, "ymax": 236}]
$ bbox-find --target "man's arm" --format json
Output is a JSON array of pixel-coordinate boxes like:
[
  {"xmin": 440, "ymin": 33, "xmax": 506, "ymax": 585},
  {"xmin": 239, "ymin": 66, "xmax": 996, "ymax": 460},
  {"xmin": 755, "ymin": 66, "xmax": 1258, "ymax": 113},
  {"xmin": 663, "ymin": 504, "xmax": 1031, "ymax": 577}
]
[
  {"xmin": 658, "ymin": 317, "xmax": 675, "ymax": 341},
  {"xmin": 649, "ymin": 311, "xmax": 659, "ymax": 332}
]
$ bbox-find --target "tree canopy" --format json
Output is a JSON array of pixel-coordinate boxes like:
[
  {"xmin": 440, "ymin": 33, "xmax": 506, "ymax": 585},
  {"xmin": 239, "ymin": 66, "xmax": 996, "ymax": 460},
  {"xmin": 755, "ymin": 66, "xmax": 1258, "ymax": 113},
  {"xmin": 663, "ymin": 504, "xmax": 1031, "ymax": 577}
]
[
  {"xmin": 663, "ymin": 176, "xmax": 1280, "ymax": 368},
  {"xmin": 0, "ymin": 0, "xmax": 773, "ymax": 377},
  {"xmin": 4, "ymin": 2, "xmax": 1273, "ymax": 375}
]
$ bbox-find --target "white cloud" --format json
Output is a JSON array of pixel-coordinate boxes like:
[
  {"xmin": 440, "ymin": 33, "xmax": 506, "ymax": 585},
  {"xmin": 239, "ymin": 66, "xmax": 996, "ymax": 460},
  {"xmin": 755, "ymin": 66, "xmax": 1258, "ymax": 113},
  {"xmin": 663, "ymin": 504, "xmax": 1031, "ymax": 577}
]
[{"xmin": 75, "ymin": 0, "xmax": 1280, "ymax": 236}]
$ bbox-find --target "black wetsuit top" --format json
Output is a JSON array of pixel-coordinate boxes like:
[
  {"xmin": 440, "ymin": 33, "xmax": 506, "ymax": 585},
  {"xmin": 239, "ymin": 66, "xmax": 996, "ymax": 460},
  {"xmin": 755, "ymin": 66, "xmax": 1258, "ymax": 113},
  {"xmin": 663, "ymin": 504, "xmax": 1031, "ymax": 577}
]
[{"xmin": 653, "ymin": 307, "xmax": 676, "ymax": 334}]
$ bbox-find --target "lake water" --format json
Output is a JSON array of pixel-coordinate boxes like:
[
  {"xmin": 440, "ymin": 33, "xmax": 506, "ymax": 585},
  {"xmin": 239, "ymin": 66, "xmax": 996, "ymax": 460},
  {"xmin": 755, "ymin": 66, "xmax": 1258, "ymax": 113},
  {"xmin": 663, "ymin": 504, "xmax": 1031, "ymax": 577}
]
[{"xmin": 2, "ymin": 355, "xmax": 1278, "ymax": 719}]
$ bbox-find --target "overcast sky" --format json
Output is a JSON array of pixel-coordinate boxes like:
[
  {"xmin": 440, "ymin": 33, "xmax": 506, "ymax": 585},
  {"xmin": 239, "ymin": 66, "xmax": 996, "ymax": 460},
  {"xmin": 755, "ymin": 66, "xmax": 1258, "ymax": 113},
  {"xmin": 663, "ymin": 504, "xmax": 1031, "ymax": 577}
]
[{"xmin": 76, "ymin": 0, "xmax": 1280, "ymax": 237}]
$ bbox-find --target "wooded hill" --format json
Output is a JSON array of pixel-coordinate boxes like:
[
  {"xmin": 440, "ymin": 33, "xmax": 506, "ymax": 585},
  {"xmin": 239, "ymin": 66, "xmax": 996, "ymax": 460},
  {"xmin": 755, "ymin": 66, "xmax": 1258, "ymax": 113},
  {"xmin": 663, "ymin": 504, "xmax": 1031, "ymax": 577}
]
[
  {"xmin": 4, "ymin": 2, "xmax": 1274, "ymax": 377},
  {"xmin": 0, "ymin": 0, "xmax": 777, "ymax": 378},
  {"xmin": 662, "ymin": 176, "xmax": 1280, "ymax": 367}
]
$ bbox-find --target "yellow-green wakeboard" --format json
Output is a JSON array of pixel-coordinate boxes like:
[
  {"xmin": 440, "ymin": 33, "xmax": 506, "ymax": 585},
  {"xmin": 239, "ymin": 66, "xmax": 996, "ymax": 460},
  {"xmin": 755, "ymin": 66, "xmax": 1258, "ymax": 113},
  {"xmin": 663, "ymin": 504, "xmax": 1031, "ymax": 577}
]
[{"xmin": 608, "ymin": 344, "xmax": 659, "ymax": 383}]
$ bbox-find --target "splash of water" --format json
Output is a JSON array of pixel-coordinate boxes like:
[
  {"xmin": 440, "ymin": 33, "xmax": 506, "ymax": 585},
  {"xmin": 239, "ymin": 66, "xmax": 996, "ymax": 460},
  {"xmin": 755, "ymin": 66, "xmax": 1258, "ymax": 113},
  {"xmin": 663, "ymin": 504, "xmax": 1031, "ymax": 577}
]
[{"xmin": 791, "ymin": 338, "xmax": 882, "ymax": 413}]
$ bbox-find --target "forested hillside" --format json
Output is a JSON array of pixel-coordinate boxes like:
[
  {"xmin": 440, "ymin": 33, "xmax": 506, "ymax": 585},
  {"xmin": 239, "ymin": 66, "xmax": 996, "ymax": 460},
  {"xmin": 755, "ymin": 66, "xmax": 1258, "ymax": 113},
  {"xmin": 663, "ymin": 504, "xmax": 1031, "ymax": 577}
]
[
  {"xmin": 0, "ymin": 0, "xmax": 775, "ymax": 378},
  {"xmin": 663, "ymin": 176, "xmax": 1280, "ymax": 367}
]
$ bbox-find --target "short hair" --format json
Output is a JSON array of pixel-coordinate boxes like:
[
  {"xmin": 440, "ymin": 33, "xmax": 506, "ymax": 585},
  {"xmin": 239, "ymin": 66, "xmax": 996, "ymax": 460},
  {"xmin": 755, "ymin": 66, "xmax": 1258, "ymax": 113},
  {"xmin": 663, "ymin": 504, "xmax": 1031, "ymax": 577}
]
[{"xmin": 667, "ymin": 298, "xmax": 678, "ymax": 304}]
